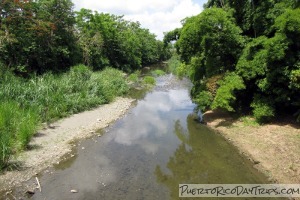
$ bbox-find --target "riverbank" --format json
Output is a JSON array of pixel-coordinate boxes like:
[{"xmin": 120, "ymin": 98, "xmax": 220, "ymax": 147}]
[
  {"xmin": 0, "ymin": 97, "xmax": 134, "ymax": 194},
  {"xmin": 203, "ymin": 109, "xmax": 300, "ymax": 184}
]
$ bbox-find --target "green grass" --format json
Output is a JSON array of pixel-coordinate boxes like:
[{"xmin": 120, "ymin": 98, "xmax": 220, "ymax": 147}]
[
  {"xmin": 127, "ymin": 70, "xmax": 141, "ymax": 83},
  {"xmin": 143, "ymin": 76, "xmax": 156, "ymax": 85},
  {"xmin": 0, "ymin": 65, "xmax": 128, "ymax": 169},
  {"xmin": 239, "ymin": 116, "xmax": 259, "ymax": 127},
  {"xmin": 151, "ymin": 69, "xmax": 166, "ymax": 77}
]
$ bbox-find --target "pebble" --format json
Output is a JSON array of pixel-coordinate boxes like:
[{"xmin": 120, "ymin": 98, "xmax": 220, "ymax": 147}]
[
  {"xmin": 82, "ymin": 147, "xmax": 85, "ymax": 150},
  {"xmin": 71, "ymin": 189, "xmax": 78, "ymax": 193}
]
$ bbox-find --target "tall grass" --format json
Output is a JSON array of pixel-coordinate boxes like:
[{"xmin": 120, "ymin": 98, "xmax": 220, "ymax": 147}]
[
  {"xmin": 0, "ymin": 102, "xmax": 39, "ymax": 169},
  {"xmin": 0, "ymin": 65, "xmax": 128, "ymax": 169}
]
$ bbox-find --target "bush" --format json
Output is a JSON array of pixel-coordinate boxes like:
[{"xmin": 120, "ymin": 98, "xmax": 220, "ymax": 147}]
[
  {"xmin": 251, "ymin": 95, "xmax": 275, "ymax": 123},
  {"xmin": 152, "ymin": 69, "xmax": 166, "ymax": 77},
  {"xmin": 143, "ymin": 76, "xmax": 156, "ymax": 85},
  {"xmin": 212, "ymin": 73, "xmax": 245, "ymax": 111},
  {"xmin": 176, "ymin": 63, "xmax": 189, "ymax": 78},
  {"xmin": 127, "ymin": 70, "xmax": 141, "ymax": 83},
  {"xmin": 193, "ymin": 91, "xmax": 213, "ymax": 111}
]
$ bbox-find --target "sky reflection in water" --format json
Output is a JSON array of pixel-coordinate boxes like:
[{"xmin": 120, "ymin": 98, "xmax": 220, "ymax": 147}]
[{"xmin": 31, "ymin": 80, "xmax": 270, "ymax": 200}]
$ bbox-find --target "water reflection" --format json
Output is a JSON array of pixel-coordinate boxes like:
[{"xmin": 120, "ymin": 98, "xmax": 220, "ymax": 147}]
[
  {"xmin": 28, "ymin": 76, "xmax": 273, "ymax": 200},
  {"xmin": 155, "ymin": 115, "xmax": 269, "ymax": 200},
  {"xmin": 105, "ymin": 89, "xmax": 195, "ymax": 155}
]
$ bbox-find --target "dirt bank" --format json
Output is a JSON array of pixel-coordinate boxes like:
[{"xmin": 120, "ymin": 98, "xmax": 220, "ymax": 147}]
[
  {"xmin": 0, "ymin": 97, "xmax": 134, "ymax": 193},
  {"xmin": 203, "ymin": 110, "xmax": 300, "ymax": 184}
]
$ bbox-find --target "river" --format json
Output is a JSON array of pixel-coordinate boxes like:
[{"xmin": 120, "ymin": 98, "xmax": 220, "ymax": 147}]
[{"xmin": 18, "ymin": 74, "xmax": 283, "ymax": 200}]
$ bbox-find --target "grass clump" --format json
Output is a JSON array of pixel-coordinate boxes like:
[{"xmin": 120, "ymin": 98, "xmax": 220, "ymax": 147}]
[
  {"xmin": 0, "ymin": 65, "xmax": 128, "ymax": 169},
  {"xmin": 143, "ymin": 76, "xmax": 156, "ymax": 85},
  {"xmin": 0, "ymin": 101, "xmax": 39, "ymax": 169},
  {"xmin": 239, "ymin": 116, "xmax": 259, "ymax": 127},
  {"xmin": 151, "ymin": 69, "xmax": 166, "ymax": 77},
  {"xmin": 127, "ymin": 70, "xmax": 141, "ymax": 83}
]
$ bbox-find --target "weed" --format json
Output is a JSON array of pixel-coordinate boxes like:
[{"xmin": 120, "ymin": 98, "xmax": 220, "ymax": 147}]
[{"xmin": 143, "ymin": 76, "xmax": 156, "ymax": 85}]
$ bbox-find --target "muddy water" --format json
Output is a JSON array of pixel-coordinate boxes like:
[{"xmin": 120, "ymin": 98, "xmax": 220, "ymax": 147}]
[{"xmin": 28, "ymin": 75, "xmax": 275, "ymax": 200}]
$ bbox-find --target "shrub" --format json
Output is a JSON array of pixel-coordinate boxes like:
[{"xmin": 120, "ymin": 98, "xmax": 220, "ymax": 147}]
[
  {"xmin": 127, "ymin": 70, "xmax": 141, "ymax": 83},
  {"xmin": 193, "ymin": 91, "xmax": 213, "ymax": 111},
  {"xmin": 143, "ymin": 76, "xmax": 156, "ymax": 85},
  {"xmin": 152, "ymin": 69, "xmax": 166, "ymax": 77},
  {"xmin": 212, "ymin": 73, "xmax": 245, "ymax": 111},
  {"xmin": 251, "ymin": 95, "xmax": 275, "ymax": 123},
  {"xmin": 176, "ymin": 63, "xmax": 189, "ymax": 78}
]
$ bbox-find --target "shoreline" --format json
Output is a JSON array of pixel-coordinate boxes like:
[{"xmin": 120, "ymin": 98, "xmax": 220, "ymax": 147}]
[
  {"xmin": 1, "ymin": 95, "xmax": 299, "ymax": 197},
  {"xmin": 203, "ymin": 109, "xmax": 300, "ymax": 184},
  {"xmin": 0, "ymin": 97, "xmax": 135, "ymax": 194}
]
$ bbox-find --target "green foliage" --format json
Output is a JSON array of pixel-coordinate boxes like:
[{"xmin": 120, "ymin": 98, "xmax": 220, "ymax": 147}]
[
  {"xmin": 212, "ymin": 73, "xmax": 245, "ymax": 111},
  {"xmin": 152, "ymin": 69, "xmax": 166, "ymax": 77},
  {"xmin": 0, "ymin": 101, "xmax": 39, "ymax": 169},
  {"xmin": 166, "ymin": 1, "xmax": 300, "ymax": 122},
  {"xmin": 163, "ymin": 28, "xmax": 181, "ymax": 45},
  {"xmin": 0, "ymin": 1, "xmax": 168, "ymax": 74},
  {"xmin": 275, "ymin": 8, "xmax": 300, "ymax": 38},
  {"xmin": 290, "ymin": 66, "xmax": 300, "ymax": 89},
  {"xmin": 0, "ymin": 0, "xmax": 77, "ymax": 73},
  {"xmin": 143, "ymin": 76, "xmax": 156, "ymax": 85},
  {"xmin": 95, "ymin": 68, "xmax": 129, "ymax": 102},
  {"xmin": 167, "ymin": 54, "xmax": 181, "ymax": 74},
  {"xmin": 176, "ymin": 63, "xmax": 189, "ymax": 78},
  {"xmin": 75, "ymin": 9, "xmax": 170, "ymax": 71},
  {"xmin": 193, "ymin": 91, "xmax": 213, "ymax": 111},
  {"xmin": 239, "ymin": 116, "xmax": 259, "ymax": 127},
  {"xmin": 251, "ymin": 95, "xmax": 275, "ymax": 123},
  {"xmin": 69, "ymin": 64, "xmax": 92, "ymax": 81},
  {"xmin": 127, "ymin": 70, "xmax": 141, "ymax": 83},
  {"xmin": 177, "ymin": 8, "xmax": 244, "ymax": 76},
  {"xmin": 0, "ymin": 66, "xmax": 128, "ymax": 168}
]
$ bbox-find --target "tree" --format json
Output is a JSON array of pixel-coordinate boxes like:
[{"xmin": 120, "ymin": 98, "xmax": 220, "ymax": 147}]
[
  {"xmin": 175, "ymin": 8, "xmax": 244, "ymax": 110},
  {"xmin": 0, "ymin": 0, "xmax": 77, "ymax": 74},
  {"xmin": 168, "ymin": 0, "xmax": 299, "ymax": 121},
  {"xmin": 75, "ymin": 9, "xmax": 170, "ymax": 71},
  {"xmin": 177, "ymin": 8, "xmax": 244, "ymax": 73}
]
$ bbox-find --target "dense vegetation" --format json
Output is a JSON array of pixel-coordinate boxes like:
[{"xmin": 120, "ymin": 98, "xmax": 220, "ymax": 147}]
[
  {"xmin": 0, "ymin": 66, "xmax": 128, "ymax": 169},
  {"xmin": 0, "ymin": 0, "xmax": 170, "ymax": 74},
  {"xmin": 165, "ymin": 0, "xmax": 300, "ymax": 123},
  {"xmin": 0, "ymin": 0, "xmax": 170, "ymax": 169}
]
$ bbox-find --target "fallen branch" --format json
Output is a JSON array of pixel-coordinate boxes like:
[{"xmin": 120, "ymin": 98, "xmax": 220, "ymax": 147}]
[{"xmin": 35, "ymin": 177, "xmax": 42, "ymax": 192}]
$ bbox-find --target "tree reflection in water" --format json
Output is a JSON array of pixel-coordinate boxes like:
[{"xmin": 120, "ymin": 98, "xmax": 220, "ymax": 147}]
[{"xmin": 155, "ymin": 114, "xmax": 268, "ymax": 200}]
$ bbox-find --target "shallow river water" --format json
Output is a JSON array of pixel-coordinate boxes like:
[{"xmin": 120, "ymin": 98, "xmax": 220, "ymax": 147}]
[{"xmin": 27, "ymin": 74, "xmax": 281, "ymax": 200}]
